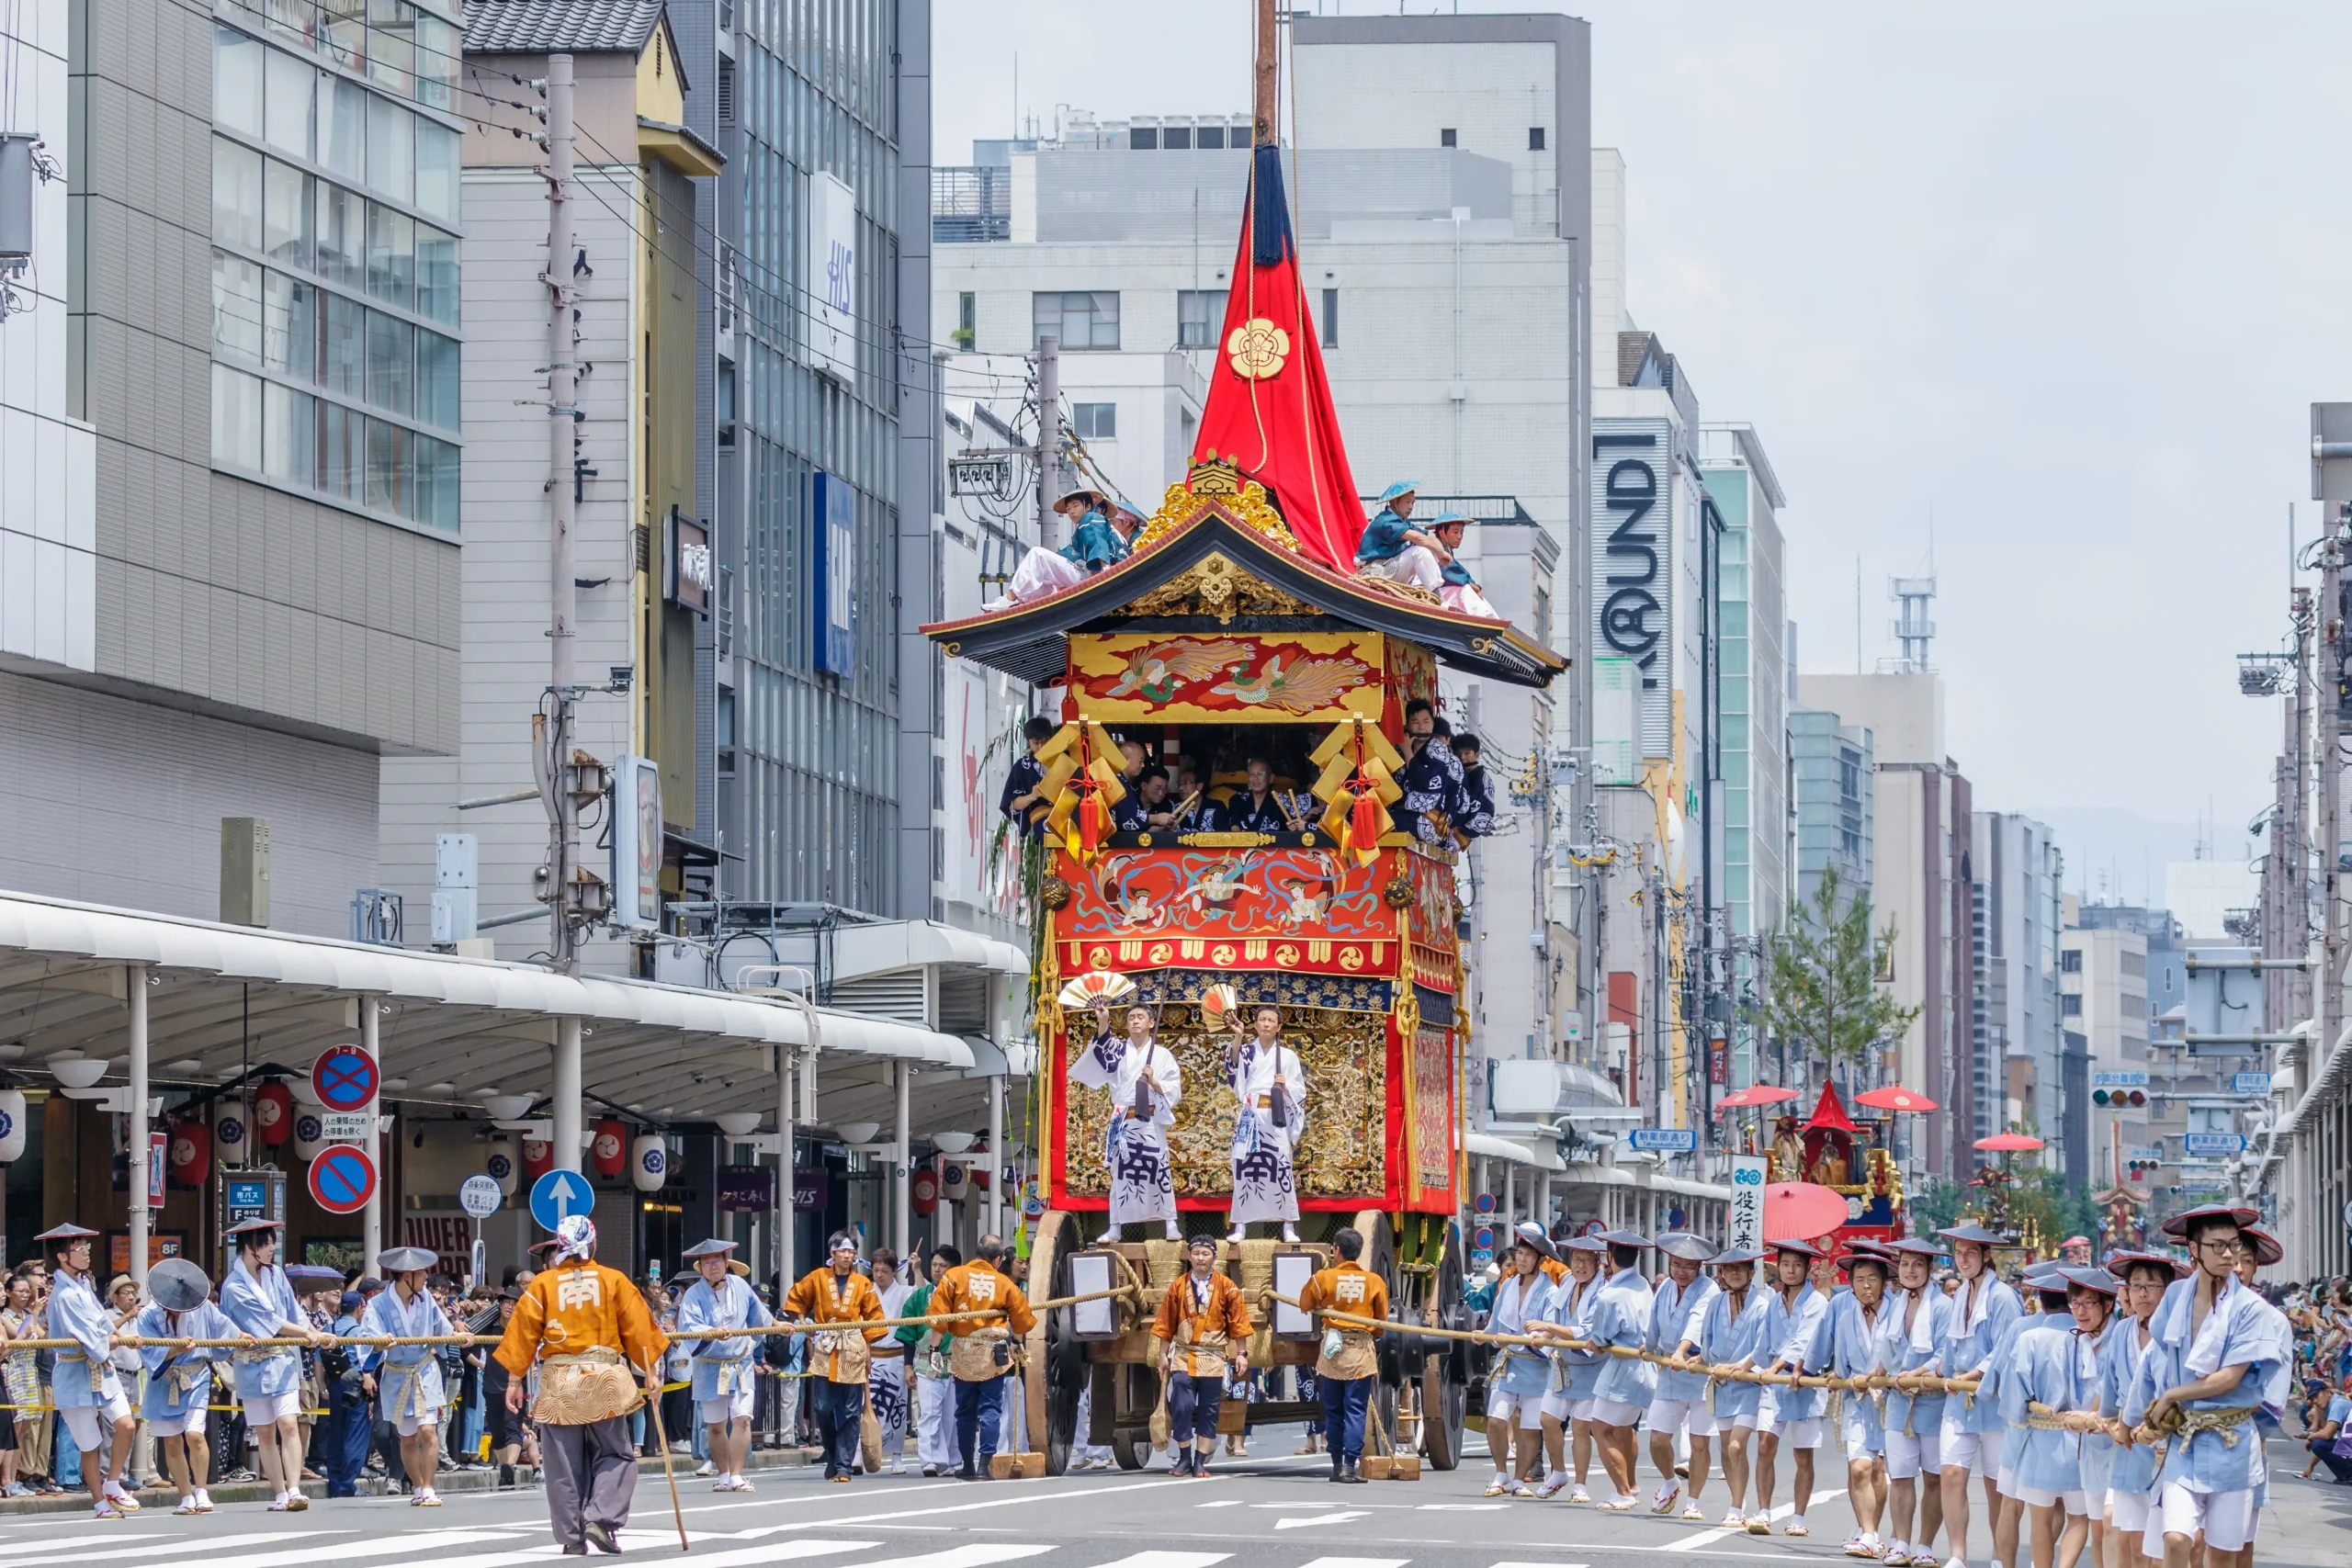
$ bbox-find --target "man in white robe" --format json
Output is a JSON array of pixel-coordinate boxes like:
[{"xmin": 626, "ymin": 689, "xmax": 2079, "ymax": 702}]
[
  {"xmin": 1070, "ymin": 1002, "xmax": 1183, "ymax": 1242},
  {"xmin": 1224, "ymin": 1004, "xmax": 1306, "ymax": 1242}
]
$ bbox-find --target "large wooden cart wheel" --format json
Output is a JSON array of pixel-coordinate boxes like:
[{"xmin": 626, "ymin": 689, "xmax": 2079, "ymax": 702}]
[
  {"xmin": 1418, "ymin": 1219, "xmax": 1468, "ymax": 1470},
  {"xmin": 1353, "ymin": 1210, "xmax": 1400, "ymax": 1460},
  {"xmin": 1109, "ymin": 1363, "xmax": 1160, "ymax": 1471},
  {"xmin": 1024, "ymin": 1209, "xmax": 1077, "ymax": 1474}
]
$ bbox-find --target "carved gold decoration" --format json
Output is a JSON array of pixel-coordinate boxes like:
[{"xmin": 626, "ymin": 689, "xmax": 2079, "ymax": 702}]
[
  {"xmin": 1383, "ymin": 874, "xmax": 1416, "ymax": 909},
  {"xmin": 1063, "ymin": 1012, "xmax": 1386, "ymax": 1201},
  {"xmin": 1040, "ymin": 875, "xmax": 1073, "ymax": 911},
  {"xmin": 1116, "ymin": 553, "xmax": 1317, "ymax": 626},
  {"xmin": 1125, "ymin": 461, "xmax": 1302, "ymax": 556},
  {"xmin": 1225, "ymin": 317, "xmax": 1290, "ymax": 379}
]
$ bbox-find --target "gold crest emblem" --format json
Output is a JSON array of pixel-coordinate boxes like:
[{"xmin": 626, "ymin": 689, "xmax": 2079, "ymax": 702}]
[{"xmin": 1225, "ymin": 317, "xmax": 1290, "ymax": 380}]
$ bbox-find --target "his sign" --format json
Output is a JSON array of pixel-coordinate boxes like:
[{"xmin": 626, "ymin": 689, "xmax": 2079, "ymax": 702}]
[{"xmin": 1728, "ymin": 1154, "xmax": 1768, "ymax": 1252}]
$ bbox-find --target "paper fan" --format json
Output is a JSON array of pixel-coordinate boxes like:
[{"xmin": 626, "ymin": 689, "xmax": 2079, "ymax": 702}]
[
  {"xmin": 1057, "ymin": 971, "xmax": 1138, "ymax": 1009},
  {"xmin": 1199, "ymin": 983, "xmax": 1242, "ymax": 1023}
]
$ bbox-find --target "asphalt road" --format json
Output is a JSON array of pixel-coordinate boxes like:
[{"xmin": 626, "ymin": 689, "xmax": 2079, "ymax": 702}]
[{"xmin": 1, "ymin": 1433, "xmax": 2339, "ymax": 1568}]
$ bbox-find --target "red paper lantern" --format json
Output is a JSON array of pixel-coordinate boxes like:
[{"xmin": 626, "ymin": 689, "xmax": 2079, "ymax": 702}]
[
  {"xmin": 254, "ymin": 1081, "xmax": 294, "ymax": 1145},
  {"xmin": 522, "ymin": 1135, "xmax": 554, "ymax": 1182},
  {"xmin": 911, "ymin": 1166, "xmax": 940, "ymax": 1217},
  {"xmin": 591, "ymin": 1117, "xmax": 627, "ymax": 1178},
  {"xmin": 168, "ymin": 1119, "xmax": 212, "ymax": 1188}
]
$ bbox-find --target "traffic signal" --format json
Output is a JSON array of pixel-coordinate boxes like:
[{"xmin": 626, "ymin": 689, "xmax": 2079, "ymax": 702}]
[
  {"xmin": 2094, "ymin": 1089, "xmax": 2148, "ymax": 1108},
  {"xmin": 2128, "ymin": 1089, "xmax": 2146, "ymax": 1108},
  {"xmin": 2126, "ymin": 1156, "xmax": 2162, "ymax": 1182}
]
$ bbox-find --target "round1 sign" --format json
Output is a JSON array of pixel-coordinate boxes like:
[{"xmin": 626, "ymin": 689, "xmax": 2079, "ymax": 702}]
[
  {"xmin": 309, "ymin": 1144, "xmax": 379, "ymax": 1215},
  {"xmin": 311, "ymin": 1045, "xmax": 380, "ymax": 1114}
]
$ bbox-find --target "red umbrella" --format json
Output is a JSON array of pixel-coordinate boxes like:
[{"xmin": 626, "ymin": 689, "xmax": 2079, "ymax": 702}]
[
  {"xmin": 1856, "ymin": 1087, "xmax": 1939, "ymax": 1114},
  {"xmin": 1715, "ymin": 1085, "xmax": 1799, "ymax": 1112},
  {"xmin": 1764, "ymin": 1180, "xmax": 1851, "ymax": 1242},
  {"xmin": 1973, "ymin": 1133, "xmax": 2045, "ymax": 1153}
]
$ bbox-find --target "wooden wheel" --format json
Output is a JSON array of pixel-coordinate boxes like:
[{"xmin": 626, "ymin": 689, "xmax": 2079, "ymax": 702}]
[
  {"xmin": 1024, "ymin": 1209, "xmax": 1073, "ymax": 1472},
  {"xmin": 1112, "ymin": 1363, "xmax": 1160, "ymax": 1470},
  {"xmin": 1418, "ymin": 1220, "xmax": 1467, "ymax": 1470}
]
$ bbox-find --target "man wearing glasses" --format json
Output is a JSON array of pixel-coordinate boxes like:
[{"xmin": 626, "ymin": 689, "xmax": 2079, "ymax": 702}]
[{"xmin": 2121, "ymin": 1204, "xmax": 2290, "ymax": 1568}]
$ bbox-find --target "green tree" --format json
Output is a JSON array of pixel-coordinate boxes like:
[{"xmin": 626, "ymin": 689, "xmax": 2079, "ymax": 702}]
[{"xmin": 1755, "ymin": 864, "xmax": 1921, "ymax": 1078}]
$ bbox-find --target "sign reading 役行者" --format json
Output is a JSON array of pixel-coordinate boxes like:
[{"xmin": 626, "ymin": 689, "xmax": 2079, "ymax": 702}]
[{"xmin": 1727, "ymin": 1154, "xmax": 1768, "ymax": 1253}]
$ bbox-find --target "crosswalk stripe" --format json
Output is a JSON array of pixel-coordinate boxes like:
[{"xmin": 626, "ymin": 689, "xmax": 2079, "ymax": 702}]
[
  {"xmin": 130, "ymin": 1528, "xmax": 526, "ymax": 1568},
  {"xmin": 1084, "ymin": 1554, "xmax": 1229, "ymax": 1568},
  {"xmin": 879, "ymin": 1546, "xmax": 1057, "ymax": 1568},
  {"xmin": 1292, "ymin": 1558, "xmax": 1408, "ymax": 1568},
  {"xmin": 1659, "ymin": 1485, "xmax": 1846, "ymax": 1551},
  {"xmin": 9, "ymin": 1531, "xmax": 340, "ymax": 1568}
]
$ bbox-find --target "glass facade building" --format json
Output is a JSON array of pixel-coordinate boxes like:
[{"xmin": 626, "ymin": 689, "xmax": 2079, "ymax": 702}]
[
  {"xmin": 719, "ymin": 0, "xmax": 922, "ymax": 913},
  {"xmin": 209, "ymin": 2, "xmax": 463, "ymax": 533}
]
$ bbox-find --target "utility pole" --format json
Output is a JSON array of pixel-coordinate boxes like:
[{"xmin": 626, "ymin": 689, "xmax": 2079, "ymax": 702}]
[
  {"xmin": 1035, "ymin": 332, "xmax": 1061, "ymax": 547},
  {"xmin": 2320, "ymin": 505, "xmax": 2345, "ymax": 1138},
  {"xmin": 541, "ymin": 54, "xmax": 585, "ymax": 1172}
]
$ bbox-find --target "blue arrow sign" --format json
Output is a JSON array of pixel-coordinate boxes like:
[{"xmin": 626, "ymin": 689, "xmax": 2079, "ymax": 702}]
[{"xmin": 529, "ymin": 1168, "xmax": 596, "ymax": 1233}]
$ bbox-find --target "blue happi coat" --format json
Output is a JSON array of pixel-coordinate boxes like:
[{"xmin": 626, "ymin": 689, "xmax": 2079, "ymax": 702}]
[
  {"xmin": 1877, "ymin": 1284, "xmax": 1953, "ymax": 1438},
  {"xmin": 1817, "ymin": 1290, "xmax": 1891, "ymax": 1453},
  {"xmin": 1987, "ymin": 1307, "xmax": 2071, "ymax": 1478},
  {"xmin": 1940, "ymin": 1273, "xmax": 2023, "ymax": 1437},
  {"xmin": 1540, "ymin": 1269, "xmax": 1603, "ymax": 1399},
  {"xmin": 677, "ymin": 1274, "xmax": 775, "ymax": 1402},
  {"xmin": 1562, "ymin": 1267, "xmax": 1656, "ymax": 1408},
  {"xmin": 136, "ymin": 1300, "xmax": 234, "ymax": 1423},
  {"xmin": 1484, "ymin": 1269, "xmax": 1555, "ymax": 1398},
  {"xmin": 1061, "ymin": 510, "xmax": 1128, "ymax": 570},
  {"xmin": 2122, "ymin": 1276, "xmax": 2289, "ymax": 1495},
  {"xmin": 220, "ymin": 1257, "xmax": 307, "ymax": 1398},
  {"xmin": 1354, "ymin": 508, "xmax": 1418, "ymax": 566},
  {"xmin": 1999, "ymin": 1317, "xmax": 2105, "ymax": 1498},
  {"xmin": 359, "ymin": 1283, "xmax": 453, "ymax": 1421},
  {"xmin": 1647, "ymin": 1273, "xmax": 1718, "ymax": 1404},
  {"xmin": 44, "ymin": 1269, "xmax": 123, "ymax": 1410},
  {"xmin": 1758, "ymin": 1280, "xmax": 1831, "ymax": 1423},
  {"xmin": 1694, "ymin": 1281, "xmax": 1771, "ymax": 1421}
]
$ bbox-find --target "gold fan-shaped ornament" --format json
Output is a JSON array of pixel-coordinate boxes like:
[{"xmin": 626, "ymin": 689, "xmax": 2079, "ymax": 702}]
[{"xmin": 1056, "ymin": 971, "xmax": 1138, "ymax": 1010}]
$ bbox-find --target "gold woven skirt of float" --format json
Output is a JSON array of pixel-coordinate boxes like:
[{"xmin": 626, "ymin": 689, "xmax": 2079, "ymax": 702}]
[{"xmin": 531, "ymin": 1347, "xmax": 643, "ymax": 1426}]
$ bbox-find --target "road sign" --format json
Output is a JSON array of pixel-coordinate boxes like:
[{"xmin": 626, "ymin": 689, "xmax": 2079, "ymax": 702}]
[
  {"xmin": 319, "ymin": 1111, "xmax": 372, "ymax": 1145},
  {"xmin": 1629, "ymin": 1127, "xmax": 1698, "ymax": 1154},
  {"xmin": 1475, "ymin": 1191, "xmax": 1497, "ymax": 1214},
  {"xmin": 2184, "ymin": 1132, "xmax": 2246, "ymax": 1156},
  {"xmin": 1728, "ymin": 1154, "xmax": 1768, "ymax": 1252},
  {"xmin": 308, "ymin": 1145, "xmax": 378, "ymax": 1214},
  {"xmin": 2230, "ymin": 1072, "xmax": 2272, "ymax": 1097},
  {"xmin": 459, "ymin": 1174, "xmax": 503, "ymax": 1218},
  {"xmin": 2091, "ymin": 1071, "xmax": 2149, "ymax": 1089},
  {"xmin": 310, "ymin": 1046, "xmax": 379, "ymax": 1113},
  {"xmin": 2126, "ymin": 1145, "xmax": 2165, "ymax": 1162},
  {"xmin": 528, "ymin": 1168, "xmax": 596, "ymax": 1233}
]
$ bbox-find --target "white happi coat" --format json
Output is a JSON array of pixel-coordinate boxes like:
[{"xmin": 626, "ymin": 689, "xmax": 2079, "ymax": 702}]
[
  {"xmin": 1071, "ymin": 1031, "xmax": 1182, "ymax": 1227},
  {"xmin": 1227, "ymin": 1036, "xmax": 1306, "ymax": 1226}
]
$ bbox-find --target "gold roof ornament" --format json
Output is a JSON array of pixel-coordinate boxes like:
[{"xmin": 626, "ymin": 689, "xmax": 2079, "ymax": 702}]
[{"xmin": 1127, "ymin": 456, "xmax": 1303, "ymax": 555}]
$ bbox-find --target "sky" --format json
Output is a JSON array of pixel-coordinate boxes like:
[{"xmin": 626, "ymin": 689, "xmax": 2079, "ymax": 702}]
[{"xmin": 934, "ymin": 2, "xmax": 2352, "ymax": 884}]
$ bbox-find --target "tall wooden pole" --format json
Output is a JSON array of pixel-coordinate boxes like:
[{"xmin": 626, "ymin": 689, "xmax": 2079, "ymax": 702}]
[{"xmin": 1253, "ymin": 0, "xmax": 1279, "ymax": 146}]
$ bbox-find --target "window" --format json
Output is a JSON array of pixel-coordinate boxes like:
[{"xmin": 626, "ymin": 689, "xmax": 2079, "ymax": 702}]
[
  {"xmin": 1072, "ymin": 402, "xmax": 1115, "ymax": 439},
  {"xmin": 366, "ymin": 90, "xmax": 412, "ymax": 204},
  {"xmin": 1177, "ymin": 288, "xmax": 1223, "ymax": 348},
  {"xmin": 263, "ymin": 49, "xmax": 314, "ymax": 159},
  {"xmin": 416, "ymin": 329, "xmax": 458, "ymax": 430},
  {"xmin": 212, "ymin": 251, "xmax": 264, "ymax": 363},
  {"xmin": 366, "ymin": 202, "xmax": 413, "ymax": 309},
  {"xmin": 413, "ymin": 119, "xmax": 458, "ymax": 221},
  {"xmin": 367, "ymin": 310, "xmax": 413, "ymax": 415},
  {"xmin": 1440, "ymin": 127, "xmax": 1457, "ymax": 148},
  {"xmin": 954, "ymin": 290, "xmax": 975, "ymax": 351},
  {"xmin": 215, "ymin": 27, "xmax": 264, "ymax": 138},
  {"xmin": 2061, "ymin": 994, "xmax": 2082, "ymax": 1017},
  {"xmin": 315, "ymin": 182, "xmax": 364, "ymax": 292},
  {"xmin": 1128, "ymin": 126, "xmax": 1159, "ymax": 150},
  {"xmin": 212, "ymin": 364, "xmax": 263, "ymax": 469},
  {"xmin": 414, "ymin": 225, "xmax": 458, "ymax": 325},
  {"xmin": 2061, "ymin": 949, "xmax": 2083, "ymax": 973},
  {"xmin": 1033, "ymin": 290, "xmax": 1119, "ymax": 350},
  {"xmin": 1320, "ymin": 287, "xmax": 1339, "ymax": 349},
  {"xmin": 264, "ymin": 159, "xmax": 312, "ymax": 270},
  {"xmin": 1529, "ymin": 127, "xmax": 1546, "ymax": 151},
  {"xmin": 320, "ymin": 73, "xmax": 367, "ymax": 182},
  {"xmin": 214, "ymin": 139, "xmax": 264, "ymax": 251}
]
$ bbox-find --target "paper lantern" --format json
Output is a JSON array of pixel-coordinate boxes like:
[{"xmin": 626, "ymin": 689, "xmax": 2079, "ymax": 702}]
[
  {"xmin": 630, "ymin": 1134, "xmax": 666, "ymax": 1192},
  {"xmin": 292, "ymin": 1109, "xmax": 327, "ymax": 1163},
  {"xmin": 940, "ymin": 1161, "xmax": 967, "ymax": 1202},
  {"xmin": 522, "ymin": 1135, "xmax": 553, "ymax": 1182},
  {"xmin": 168, "ymin": 1118, "xmax": 212, "ymax": 1188},
  {"xmin": 214, "ymin": 1098, "xmax": 250, "ymax": 1166},
  {"xmin": 0, "ymin": 1088, "xmax": 25, "ymax": 1164},
  {"xmin": 592, "ymin": 1116, "xmax": 627, "ymax": 1178},
  {"xmin": 486, "ymin": 1134, "xmax": 518, "ymax": 1196},
  {"xmin": 911, "ymin": 1166, "xmax": 940, "ymax": 1217},
  {"xmin": 254, "ymin": 1080, "xmax": 294, "ymax": 1145}
]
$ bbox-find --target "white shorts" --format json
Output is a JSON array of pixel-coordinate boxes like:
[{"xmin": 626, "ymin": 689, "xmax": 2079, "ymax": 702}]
[
  {"xmin": 394, "ymin": 1406, "xmax": 443, "ymax": 1438},
  {"xmin": 1758, "ymin": 1416, "xmax": 1823, "ymax": 1450},
  {"xmin": 59, "ymin": 1390, "xmax": 134, "ymax": 1451},
  {"xmin": 1538, "ymin": 1391, "xmax": 1589, "ymax": 1423},
  {"xmin": 2109, "ymin": 1489, "xmax": 2151, "ymax": 1533},
  {"xmin": 1590, "ymin": 1397, "xmax": 1644, "ymax": 1428},
  {"xmin": 1646, "ymin": 1397, "xmax": 1718, "ymax": 1438},
  {"xmin": 149, "ymin": 1404, "xmax": 209, "ymax": 1438},
  {"xmin": 2017, "ymin": 1483, "xmax": 2089, "ymax": 1513},
  {"xmin": 243, "ymin": 1390, "xmax": 301, "ymax": 1426},
  {"xmin": 1940, "ymin": 1427, "xmax": 1984, "ymax": 1472},
  {"xmin": 1842, "ymin": 1416, "xmax": 1882, "ymax": 1461},
  {"xmin": 699, "ymin": 1384, "xmax": 757, "ymax": 1427},
  {"xmin": 2147, "ymin": 1483, "xmax": 2254, "ymax": 1555},
  {"xmin": 1486, "ymin": 1390, "xmax": 1543, "ymax": 1430},
  {"xmin": 1996, "ymin": 1462, "xmax": 2018, "ymax": 1498},
  {"xmin": 1885, "ymin": 1427, "xmax": 1942, "ymax": 1480}
]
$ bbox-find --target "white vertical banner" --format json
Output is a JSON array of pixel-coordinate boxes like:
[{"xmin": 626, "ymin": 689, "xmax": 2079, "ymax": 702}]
[
  {"xmin": 1727, "ymin": 1153, "xmax": 1767, "ymax": 1252},
  {"xmin": 803, "ymin": 171, "xmax": 857, "ymax": 382}
]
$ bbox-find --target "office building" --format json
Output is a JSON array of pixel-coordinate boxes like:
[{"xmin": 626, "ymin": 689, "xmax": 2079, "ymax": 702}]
[{"xmin": 1974, "ymin": 812, "xmax": 2064, "ymax": 1170}]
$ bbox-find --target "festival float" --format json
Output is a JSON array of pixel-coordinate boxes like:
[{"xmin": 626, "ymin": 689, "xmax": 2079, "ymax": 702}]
[
  {"xmin": 1764, "ymin": 1082, "xmax": 1909, "ymax": 1249},
  {"xmin": 921, "ymin": 7, "xmax": 1562, "ymax": 1474}
]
